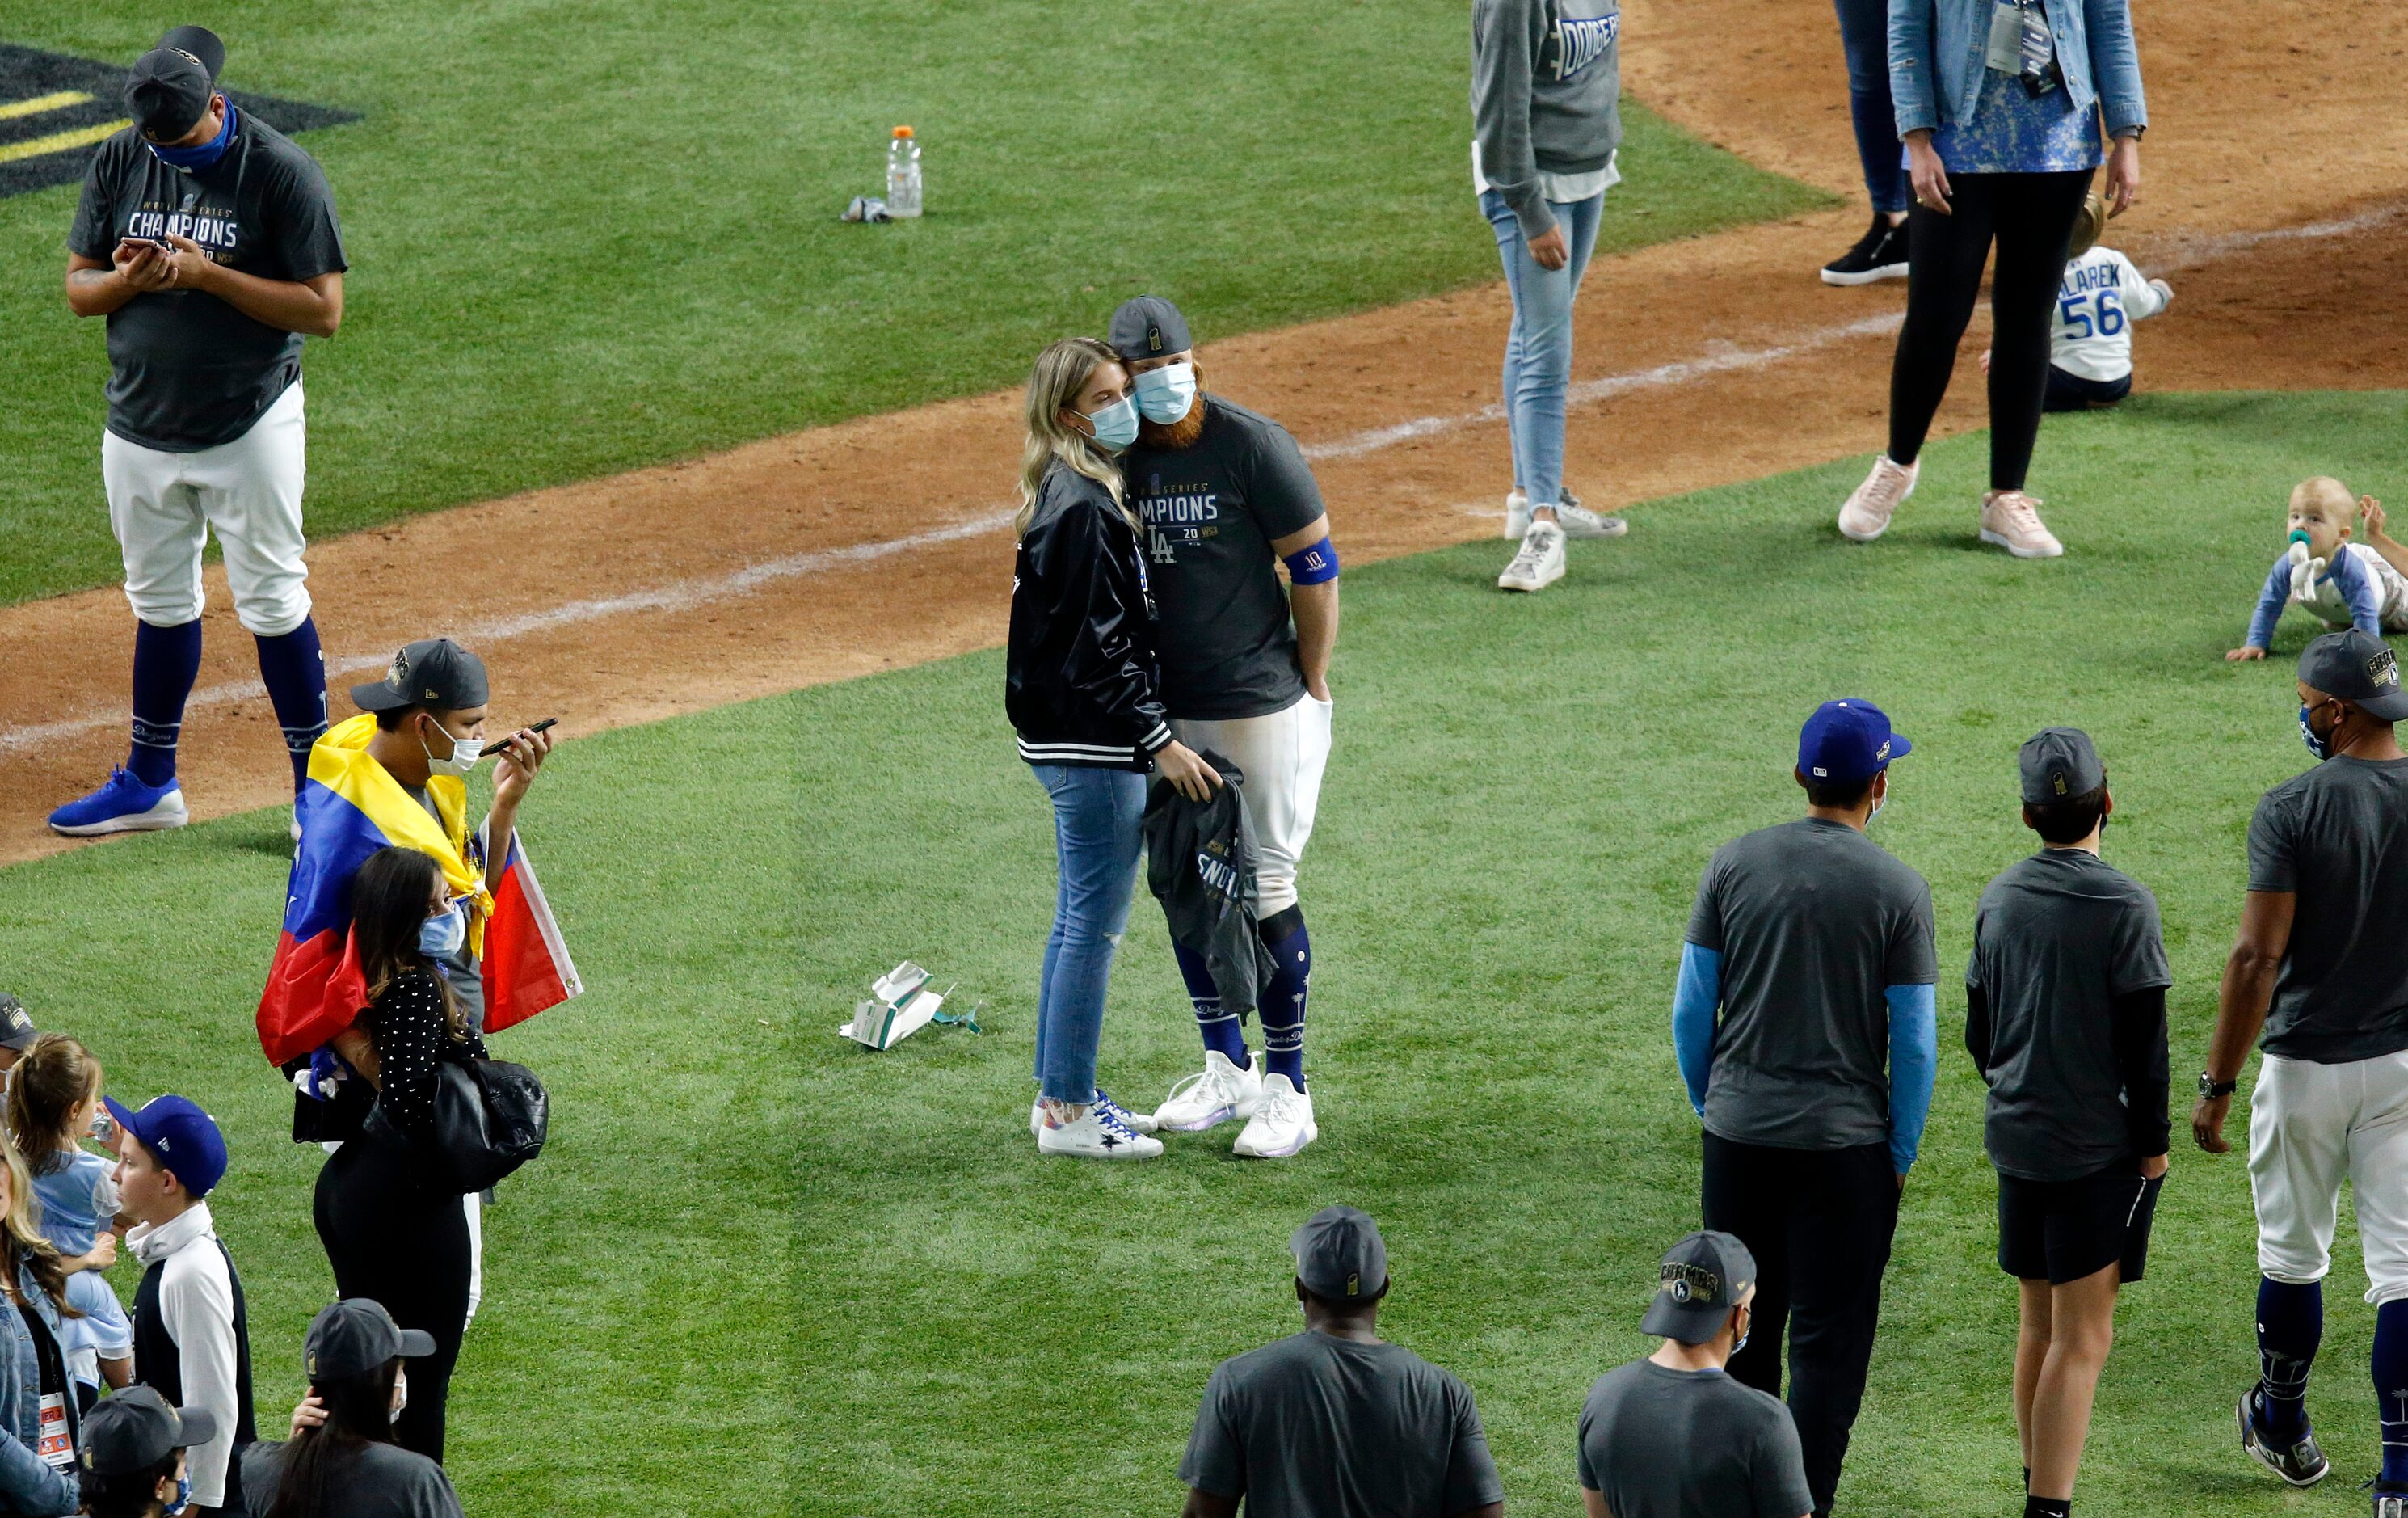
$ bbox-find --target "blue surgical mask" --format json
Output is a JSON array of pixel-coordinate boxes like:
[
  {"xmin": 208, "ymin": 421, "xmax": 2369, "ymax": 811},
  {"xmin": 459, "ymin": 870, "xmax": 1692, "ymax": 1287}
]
[
  {"xmin": 1082, "ymin": 394, "xmax": 1139, "ymax": 453},
  {"xmin": 1132, "ymin": 362, "xmax": 1197, "ymax": 425},
  {"xmin": 162, "ymin": 1474, "xmax": 192, "ymax": 1516},
  {"xmin": 419, "ymin": 903, "xmax": 465, "ymax": 958},
  {"xmin": 2301, "ymin": 704, "xmax": 2334, "ymax": 761},
  {"xmin": 147, "ymin": 103, "xmax": 235, "ymax": 175}
]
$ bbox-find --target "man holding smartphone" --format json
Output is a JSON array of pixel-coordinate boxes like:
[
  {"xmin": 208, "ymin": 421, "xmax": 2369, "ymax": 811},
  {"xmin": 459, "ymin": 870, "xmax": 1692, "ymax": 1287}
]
[{"xmin": 54, "ymin": 24, "xmax": 348, "ymax": 841}]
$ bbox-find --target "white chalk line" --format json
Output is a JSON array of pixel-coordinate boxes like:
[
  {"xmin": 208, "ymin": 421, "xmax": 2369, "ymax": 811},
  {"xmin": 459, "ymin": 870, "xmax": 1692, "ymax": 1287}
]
[{"xmin": 6, "ymin": 201, "xmax": 2393, "ymax": 756}]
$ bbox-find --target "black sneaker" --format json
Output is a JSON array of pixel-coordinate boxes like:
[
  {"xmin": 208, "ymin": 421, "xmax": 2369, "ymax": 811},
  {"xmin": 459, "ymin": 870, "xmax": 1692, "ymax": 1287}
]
[
  {"xmin": 2238, "ymin": 1389, "xmax": 2330, "ymax": 1486},
  {"xmin": 1821, "ymin": 214, "xmax": 1909, "ymax": 286}
]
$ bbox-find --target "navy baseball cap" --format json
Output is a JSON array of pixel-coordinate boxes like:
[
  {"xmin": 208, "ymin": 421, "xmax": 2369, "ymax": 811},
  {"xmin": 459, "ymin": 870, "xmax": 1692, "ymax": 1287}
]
[
  {"xmin": 1640, "ymin": 1230, "xmax": 1757, "ymax": 1344},
  {"xmin": 2020, "ymin": 727, "xmax": 2106, "ymax": 803},
  {"xmin": 351, "ymin": 638, "xmax": 490, "ymax": 714},
  {"xmin": 2301, "ymin": 630, "xmax": 2408, "ymax": 722},
  {"xmin": 1290, "ymin": 1204, "xmax": 1388, "ymax": 1302},
  {"xmin": 78, "ymin": 1386, "xmax": 219, "ymax": 1478},
  {"xmin": 0, "ymin": 994, "xmax": 35, "ymax": 1054},
  {"xmin": 103, "ymin": 1094, "xmax": 227, "ymax": 1197},
  {"xmin": 126, "ymin": 26, "xmax": 225, "ymax": 142},
  {"xmin": 1108, "ymin": 295, "xmax": 1193, "ymax": 363},
  {"xmin": 305, "ymin": 1298, "xmax": 438, "ymax": 1381},
  {"xmin": 1798, "ymin": 698, "xmax": 1910, "ymax": 785}
]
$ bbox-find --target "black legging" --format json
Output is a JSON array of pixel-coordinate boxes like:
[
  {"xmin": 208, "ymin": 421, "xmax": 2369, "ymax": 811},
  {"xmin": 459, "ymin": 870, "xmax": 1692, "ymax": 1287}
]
[
  {"xmin": 314, "ymin": 1137, "xmax": 470, "ymax": 1463},
  {"xmin": 1887, "ymin": 170, "xmax": 2092, "ymax": 491}
]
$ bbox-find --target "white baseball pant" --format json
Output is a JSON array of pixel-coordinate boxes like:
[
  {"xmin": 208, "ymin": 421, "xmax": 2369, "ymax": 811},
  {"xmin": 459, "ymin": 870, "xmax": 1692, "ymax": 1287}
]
[
  {"xmin": 101, "ymin": 379, "xmax": 311, "ymax": 636},
  {"xmin": 1172, "ymin": 691, "xmax": 1332, "ymax": 917},
  {"xmin": 2249, "ymin": 1048, "xmax": 2408, "ymax": 1305}
]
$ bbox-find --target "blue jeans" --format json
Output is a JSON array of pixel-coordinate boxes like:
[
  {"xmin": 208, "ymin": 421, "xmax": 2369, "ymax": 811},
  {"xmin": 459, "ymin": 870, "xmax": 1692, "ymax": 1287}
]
[
  {"xmin": 1029, "ymin": 764, "xmax": 1146, "ymax": 1103},
  {"xmin": 1481, "ymin": 189, "xmax": 1603, "ymax": 512},
  {"xmin": 1834, "ymin": 0, "xmax": 1909, "ymax": 214}
]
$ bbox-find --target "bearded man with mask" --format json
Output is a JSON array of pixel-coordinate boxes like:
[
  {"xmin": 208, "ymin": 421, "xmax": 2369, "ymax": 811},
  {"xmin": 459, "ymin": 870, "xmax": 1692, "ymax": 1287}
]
[
  {"xmin": 1109, "ymin": 296, "xmax": 1339, "ymax": 1160},
  {"xmin": 2195, "ymin": 630, "xmax": 2408, "ymax": 1506}
]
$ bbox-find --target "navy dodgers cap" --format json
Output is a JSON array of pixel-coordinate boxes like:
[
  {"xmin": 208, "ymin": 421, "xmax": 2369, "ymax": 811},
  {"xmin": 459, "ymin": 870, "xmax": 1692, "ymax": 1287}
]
[
  {"xmin": 1798, "ymin": 698, "xmax": 1909, "ymax": 786},
  {"xmin": 103, "ymin": 1093, "xmax": 228, "ymax": 1197},
  {"xmin": 2301, "ymin": 630, "xmax": 2408, "ymax": 722},
  {"xmin": 1640, "ymin": 1230, "xmax": 1757, "ymax": 1344},
  {"xmin": 126, "ymin": 26, "xmax": 225, "ymax": 142},
  {"xmin": 351, "ymin": 638, "xmax": 490, "ymax": 714},
  {"xmin": 78, "ymin": 1386, "xmax": 219, "ymax": 1478},
  {"xmin": 1290, "ymin": 1204, "xmax": 1388, "ymax": 1302},
  {"xmin": 2019, "ymin": 726, "xmax": 2106, "ymax": 804},
  {"xmin": 1108, "ymin": 295, "xmax": 1193, "ymax": 363}
]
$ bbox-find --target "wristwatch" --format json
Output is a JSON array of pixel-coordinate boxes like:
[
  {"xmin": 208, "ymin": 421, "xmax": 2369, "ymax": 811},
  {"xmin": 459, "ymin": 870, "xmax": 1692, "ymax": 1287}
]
[{"xmin": 2200, "ymin": 1072, "xmax": 2238, "ymax": 1098}]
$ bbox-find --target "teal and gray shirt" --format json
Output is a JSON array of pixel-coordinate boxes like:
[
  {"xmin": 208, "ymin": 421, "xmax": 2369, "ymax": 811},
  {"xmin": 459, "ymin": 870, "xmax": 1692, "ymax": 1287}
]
[{"xmin": 1471, "ymin": 0, "xmax": 1623, "ymax": 238}]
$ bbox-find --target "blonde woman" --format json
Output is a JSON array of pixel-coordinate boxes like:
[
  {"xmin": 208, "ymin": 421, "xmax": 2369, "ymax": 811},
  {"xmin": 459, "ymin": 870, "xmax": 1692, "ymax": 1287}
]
[
  {"xmin": 1004, "ymin": 337, "xmax": 1219, "ymax": 1160},
  {"xmin": 0, "ymin": 1132, "xmax": 82, "ymax": 1514}
]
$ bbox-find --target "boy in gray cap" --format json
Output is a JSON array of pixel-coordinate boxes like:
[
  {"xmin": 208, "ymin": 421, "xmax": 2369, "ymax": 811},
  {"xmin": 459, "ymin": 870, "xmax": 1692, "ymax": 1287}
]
[
  {"xmin": 1964, "ymin": 727, "xmax": 2169, "ymax": 1518},
  {"xmin": 2194, "ymin": 629, "xmax": 2408, "ymax": 1508},
  {"xmin": 1178, "ymin": 1206, "xmax": 1504, "ymax": 1518},
  {"xmin": 77, "ymin": 1385, "xmax": 218, "ymax": 1518},
  {"xmin": 1578, "ymin": 1230, "xmax": 1812, "ymax": 1518}
]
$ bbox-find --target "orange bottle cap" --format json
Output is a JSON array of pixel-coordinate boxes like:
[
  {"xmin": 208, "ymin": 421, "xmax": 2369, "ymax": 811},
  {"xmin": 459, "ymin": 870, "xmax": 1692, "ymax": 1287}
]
[{"xmin": 893, "ymin": 125, "xmax": 915, "ymax": 138}]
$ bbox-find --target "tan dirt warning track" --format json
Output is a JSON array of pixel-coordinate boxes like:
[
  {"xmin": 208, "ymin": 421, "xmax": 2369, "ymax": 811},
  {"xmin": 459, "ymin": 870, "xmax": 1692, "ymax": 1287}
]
[{"xmin": 2, "ymin": 0, "xmax": 2405, "ymax": 868}]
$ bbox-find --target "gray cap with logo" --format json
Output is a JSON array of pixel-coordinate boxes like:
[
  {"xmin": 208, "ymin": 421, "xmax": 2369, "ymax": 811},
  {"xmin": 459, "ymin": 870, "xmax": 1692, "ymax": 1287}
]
[
  {"xmin": 2019, "ymin": 727, "xmax": 2106, "ymax": 804},
  {"xmin": 2301, "ymin": 630, "xmax": 2408, "ymax": 721},
  {"xmin": 0, "ymin": 994, "xmax": 34, "ymax": 1054},
  {"xmin": 1290, "ymin": 1204, "xmax": 1388, "ymax": 1302},
  {"xmin": 305, "ymin": 1297, "xmax": 438, "ymax": 1381},
  {"xmin": 1640, "ymin": 1229, "xmax": 1757, "ymax": 1344},
  {"xmin": 1108, "ymin": 295, "xmax": 1193, "ymax": 364},
  {"xmin": 125, "ymin": 25, "xmax": 225, "ymax": 143},
  {"xmin": 350, "ymin": 638, "xmax": 489, "ymax": 715}
]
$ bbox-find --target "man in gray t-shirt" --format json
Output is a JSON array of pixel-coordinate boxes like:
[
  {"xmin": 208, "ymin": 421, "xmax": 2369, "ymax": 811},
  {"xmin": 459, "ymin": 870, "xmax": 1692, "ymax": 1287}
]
[
  {"xmin": 1179, "ymin": 1207, "xmax": 1504, "ymax": 1518},
  {"xmin": 1673, "ymin": 699, "xmax": 1935, "ymax": 1518},
  {"xmin": 1580, "ymin": 1231, "xmax": 1812, "ymax": 1518}
]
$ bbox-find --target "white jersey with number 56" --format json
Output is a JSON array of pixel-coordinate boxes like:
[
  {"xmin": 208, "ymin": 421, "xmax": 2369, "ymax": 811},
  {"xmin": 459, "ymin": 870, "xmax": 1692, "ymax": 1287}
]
[{"xmin": 2051, "ymin": 246, "xmax": 2170, "ymax": 383}]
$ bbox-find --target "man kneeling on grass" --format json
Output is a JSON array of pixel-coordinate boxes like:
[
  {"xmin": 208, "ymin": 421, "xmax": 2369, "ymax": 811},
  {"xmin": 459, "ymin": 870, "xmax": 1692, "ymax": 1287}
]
[
  {"xmin": 1177, "ymin": 1206, "xmax": 1505, "ymax": 1518},
  {"xmin": 1965, "ymin": 729, "xmax": 2170, "ymax": 1518}
]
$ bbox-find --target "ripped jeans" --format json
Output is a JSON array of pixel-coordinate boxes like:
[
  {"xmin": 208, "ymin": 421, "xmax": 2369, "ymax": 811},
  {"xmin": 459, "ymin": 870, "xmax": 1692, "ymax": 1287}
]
[{"xmin": 1029, "ymin": 764, "xmax": 1147, "ymax": 1103}]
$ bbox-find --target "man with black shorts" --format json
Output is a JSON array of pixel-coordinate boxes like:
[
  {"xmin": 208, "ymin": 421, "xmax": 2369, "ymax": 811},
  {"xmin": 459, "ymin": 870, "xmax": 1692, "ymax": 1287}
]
[
  {"xmin": 55, "ymin": 25, "xmax": 347, "ymax": 839},
  {"xmin": 1673, "ymin": 698, "xmax": 1937, "ymax": 1518},
  {"xmin": 1965, "ymin": 727, "xmax": 2169, "ymax": 1518},
  {"xmin": 1110, "ymin": 296, "xmax": 1339, "ymax": 1160},
  {"xmin": 2194, "ymin": 630, "xmax": 2408, "ymax": 1510}
]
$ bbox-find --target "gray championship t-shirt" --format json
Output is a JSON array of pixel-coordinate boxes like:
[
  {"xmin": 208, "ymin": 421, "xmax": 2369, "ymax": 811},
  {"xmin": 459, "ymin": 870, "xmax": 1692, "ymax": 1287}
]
[
  {"xmin": 68, "ymin": 110, "xmax": 347, "ymax": 453},
  {"xmin": 1968, "ymin": 850, "xmax": 2171, "ymax": 1182},
  {"xmin": 1123, "ymin": 396, "xmax": 1326, "ymax": 721},
  {"xmin": 1180, "ymin": 1331, "xmax": 1505, "ymax": 1518},
  {"xmin": 1686, "ymin": 817, "xmax": 1938, "ymax": 1149},
  {"xmin": 241, "ymin": 1439, "xmax": 464, "ymax": 1518},
  {"xmin": 1578, "ymin": 1360, "xmax": 1812, "ymax": 1518},
  {"xmin": 2247, "ymin": 755, "xmax": 2408, "ymax": 1063}
]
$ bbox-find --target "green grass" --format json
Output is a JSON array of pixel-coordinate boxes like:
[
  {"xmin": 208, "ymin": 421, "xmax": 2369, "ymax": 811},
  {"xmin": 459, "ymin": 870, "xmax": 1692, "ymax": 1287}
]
[
  {"xmin": 0, "ymin": 699, "xmax": 798, "ymax": 1516},
  {"xmin": 0, "ymin": 0, "xmax": 1826, "ymax": 607},
  {"xmin": 795, "ymin": 390, "xmax": 2408, "ymax": 1517}
]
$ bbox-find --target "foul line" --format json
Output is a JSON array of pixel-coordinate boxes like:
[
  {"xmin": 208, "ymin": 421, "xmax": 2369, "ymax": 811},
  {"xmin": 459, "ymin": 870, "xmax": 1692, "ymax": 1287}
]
[{"xmin": 6, "ymin": 200, "xmax": 2395, "ymax": 756}]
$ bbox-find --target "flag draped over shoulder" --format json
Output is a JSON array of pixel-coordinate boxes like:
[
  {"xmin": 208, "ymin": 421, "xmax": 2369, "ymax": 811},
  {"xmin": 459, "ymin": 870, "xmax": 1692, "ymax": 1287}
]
[{"xmin": 256, "ymin": 714, "xmax": 580, "ymax": 1064}]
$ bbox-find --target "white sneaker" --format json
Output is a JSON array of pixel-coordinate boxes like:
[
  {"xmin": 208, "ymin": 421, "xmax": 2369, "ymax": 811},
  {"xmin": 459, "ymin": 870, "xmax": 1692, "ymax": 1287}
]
[
  {"xmin": 1837, "ymin": 455, "xmax": 1918, "ymax": 542},
  {"xmin": 1498, "ymin": 521, "xmax": 1567, "ymax": 592},
  {"xmin": 1231, "ymin": 1073, "xmax": 1318, "ymax": 1158},
  {"xmin": 1151, "ymin": 1050, "xmax": 1264, "ymax": 1132},
  {"xmin": 1551, "ymin": 491, "xmax": 1628, "ymax": 540},
  {"xmin": 1028, "ymin": 1090, "xmax": 1160, "ymax": 1136},
  {"xmin": 1036, "ymin": 1101, "xmax": 1163, "ymax": 1160},
  {"xmin": 1505, "ymin": 488, "xmax": 1530, "ymax": 540},
  {"xmin": 1979, "ymin": 490, "xmax": 2065, "ymax": 559}
]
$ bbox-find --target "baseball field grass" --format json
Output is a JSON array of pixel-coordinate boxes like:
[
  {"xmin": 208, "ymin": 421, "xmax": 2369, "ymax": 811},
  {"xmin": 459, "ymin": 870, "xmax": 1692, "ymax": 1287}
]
[
  {"xmin": 0, "ymin": 0, "xmax": 1826, "ymax": 608},
  {"xmin": 794, "ymin": 390, "xmax": 2408, "ymax": 1517}
]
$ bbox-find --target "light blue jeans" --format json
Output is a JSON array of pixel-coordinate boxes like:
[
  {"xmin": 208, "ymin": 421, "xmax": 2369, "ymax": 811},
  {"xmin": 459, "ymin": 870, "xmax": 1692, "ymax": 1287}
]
[
  {"xmin": 1029, "ymin": 764, "xmax": 1147, "ymax": 1103},
  {"xmin": 1480, "ymin": 188, "xmax": 1605, "ymax": 511}
]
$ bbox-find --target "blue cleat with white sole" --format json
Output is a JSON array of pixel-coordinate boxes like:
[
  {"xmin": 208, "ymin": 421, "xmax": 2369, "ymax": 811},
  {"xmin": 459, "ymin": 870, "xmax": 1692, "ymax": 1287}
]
[{"xmin": 47, "ymin": 768, "xmax": 189, "ymax": 837}]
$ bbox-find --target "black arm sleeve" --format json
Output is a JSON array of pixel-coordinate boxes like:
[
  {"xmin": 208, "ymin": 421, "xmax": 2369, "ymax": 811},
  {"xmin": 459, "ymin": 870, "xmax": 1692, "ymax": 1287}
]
[
  {"xmin": 1964, "ymin": 983, "xmax": 1992, "ymax": 1075},
  {"xmin": 2111, "ymin": 985, "xmax": 2171, "ymax": 1158},
  {"xmin": 370, "ymin": 971, "xmax": 458, "ymax": 1145}
]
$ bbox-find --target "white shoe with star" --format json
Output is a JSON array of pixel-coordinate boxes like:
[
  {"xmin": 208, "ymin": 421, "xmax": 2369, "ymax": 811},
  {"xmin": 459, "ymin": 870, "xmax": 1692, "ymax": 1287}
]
[{"xmin": 1036, "ymin": 1100, "xmax": 1162, "ymax": 1160}]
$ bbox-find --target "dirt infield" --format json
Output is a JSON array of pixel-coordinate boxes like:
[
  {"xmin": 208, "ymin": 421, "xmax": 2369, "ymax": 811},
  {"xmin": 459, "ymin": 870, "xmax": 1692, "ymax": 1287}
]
[{"xmin": 3, "ymin": 0, "xmax": 2405, "ymax": 867}]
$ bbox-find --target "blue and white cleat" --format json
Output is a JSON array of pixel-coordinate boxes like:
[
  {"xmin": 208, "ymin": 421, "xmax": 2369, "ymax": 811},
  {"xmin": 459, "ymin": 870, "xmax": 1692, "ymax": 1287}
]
[{"xmin": 47, "ymin": 768, "xmax": 188, "ymax": 837}]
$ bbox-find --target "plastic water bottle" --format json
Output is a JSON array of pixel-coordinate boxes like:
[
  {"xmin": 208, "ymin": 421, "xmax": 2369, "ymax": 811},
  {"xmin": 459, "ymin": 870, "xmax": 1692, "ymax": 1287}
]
[{"xmin": 886, "ymin": 126, "xmax": 923, "ymax": 219}]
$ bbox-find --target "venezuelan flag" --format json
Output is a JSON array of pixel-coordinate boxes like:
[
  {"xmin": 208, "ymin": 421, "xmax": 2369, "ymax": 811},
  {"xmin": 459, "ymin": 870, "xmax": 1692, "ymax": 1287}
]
[{"xmin": 257, "ymin": 714, "xmax": 580, "ymax": 1064}]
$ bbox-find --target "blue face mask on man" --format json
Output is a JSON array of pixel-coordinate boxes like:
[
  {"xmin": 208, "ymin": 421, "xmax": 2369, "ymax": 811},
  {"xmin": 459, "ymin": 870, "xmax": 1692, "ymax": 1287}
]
[
  {"xmin": 2300, "ymin": 701, "xmax": 2338, "ymax": 761},
  {"xmin": 1131, "ymin": 361, "xmax": 1197, "ymax": 425},
  {"xmin": 419, "ymin": 902, "xmax": 466, "ymax": 958},
  {"xmin": 147, "ymin": 101, "xmax": 235, "ymax": 174},
  {"xmin": 1082, "ymin": 394, "xmax": 1139, "ymax": 453},
  {"xmin": 162, "ymin": 1474, "xmax": 192, "ymax": 1516}
]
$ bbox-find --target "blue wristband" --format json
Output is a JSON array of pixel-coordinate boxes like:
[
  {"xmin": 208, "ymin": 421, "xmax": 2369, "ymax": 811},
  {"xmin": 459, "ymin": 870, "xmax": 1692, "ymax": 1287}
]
[{"xmin": 1283, "ymin": 537, "xmax": 1339, "ymax": 585}]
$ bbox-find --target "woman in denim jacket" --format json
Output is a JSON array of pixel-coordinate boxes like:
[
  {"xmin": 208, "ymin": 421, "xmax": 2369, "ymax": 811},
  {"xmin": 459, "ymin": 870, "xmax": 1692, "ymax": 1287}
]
[
  {"xmin": 0, "ymin": 1141, "xmax": 80, "ymax": 1516},
  {"xmin": 1836, "ymin": 0, "xmax": 2146, "ymax": 560}
]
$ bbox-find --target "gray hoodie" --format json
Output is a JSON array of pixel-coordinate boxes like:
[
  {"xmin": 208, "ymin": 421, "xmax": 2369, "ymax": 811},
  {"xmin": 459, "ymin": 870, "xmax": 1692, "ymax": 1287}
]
[{"xmin": 1471, "ymin": 0, "xmax": 1624, "ymax": 239}]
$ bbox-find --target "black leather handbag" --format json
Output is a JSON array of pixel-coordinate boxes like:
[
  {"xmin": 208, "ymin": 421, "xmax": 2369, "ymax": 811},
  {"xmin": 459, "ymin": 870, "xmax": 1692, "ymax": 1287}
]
[{"xmin": 366, "ymin": 1057, "xmax": 549, "ymax": 1193}]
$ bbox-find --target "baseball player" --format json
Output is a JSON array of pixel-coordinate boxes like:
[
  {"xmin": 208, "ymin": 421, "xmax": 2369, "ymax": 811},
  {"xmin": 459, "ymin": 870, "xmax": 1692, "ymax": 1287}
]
[
  {"xmin": 2194, "ymin": 630, "xmax": 2408, "ymax": 1512},
  {"xmin": 1981, "ymin": 194, "xmax": 2173, "ymax": 412},
  {"xmin": 53, "ymin": 25, "xmax": 347, "ymax": 839},
  {"xmin": 1108, "ymin": 296, "xmax": 1337, "ymax": 1159}
]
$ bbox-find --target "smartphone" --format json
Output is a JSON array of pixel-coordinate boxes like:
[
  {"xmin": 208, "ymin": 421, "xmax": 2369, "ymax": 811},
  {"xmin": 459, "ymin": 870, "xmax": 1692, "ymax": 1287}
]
[
  {"xmin": 116, "ymin": 237, "xmax": 170, "ymax": 255},
  {"xmin": 492, "ymin": 717, "xmax": 556, "ymax": 752}
]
